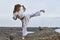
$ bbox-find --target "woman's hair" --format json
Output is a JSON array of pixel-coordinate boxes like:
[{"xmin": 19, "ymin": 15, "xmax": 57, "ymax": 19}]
[
  {"xmin": 13, "ymin": 4, "xmax": 26, "ymax": 13},
  {"xmin": 13, "ymin": 4, "xmax": 21, "ymax": 13}
]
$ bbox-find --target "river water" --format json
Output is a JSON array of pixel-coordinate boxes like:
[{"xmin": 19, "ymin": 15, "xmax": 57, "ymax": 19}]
[{"xmin": 55, "ymin": 29, "xmax": 60, "ymax": 33}]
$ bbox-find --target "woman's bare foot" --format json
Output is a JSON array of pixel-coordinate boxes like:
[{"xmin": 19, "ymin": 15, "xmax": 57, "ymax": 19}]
[
  {"xmin": 40, "ymin": 10, "xmax": 45, "ymax": 13},
  {"xmin": 22, "ymin": 36, "xmax": 25, "ymax": 40}
]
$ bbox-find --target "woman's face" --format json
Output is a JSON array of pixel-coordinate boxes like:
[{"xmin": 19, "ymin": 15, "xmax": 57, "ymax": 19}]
[
  {"xmin": 17, "ymin": 6, "xmax": 26, "ymax": 12},
  {"xmin": 16, "ymin": 6, "xmax": 20, "ymax": 12},
  {"xmin": 15, "ymin": 5, "xmax": 26, "ymax": 13}
]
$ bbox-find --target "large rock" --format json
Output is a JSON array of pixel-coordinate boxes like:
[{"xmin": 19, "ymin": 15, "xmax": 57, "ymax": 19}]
[{"xmin": 0, "ymin": 27, "xmax": 60, "ymax": 40}]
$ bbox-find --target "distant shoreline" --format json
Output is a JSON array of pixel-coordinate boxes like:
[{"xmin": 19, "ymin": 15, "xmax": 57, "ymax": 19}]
[{"xmin": 0, "ymin": 27, "xmax": 60, "ymax": 30}]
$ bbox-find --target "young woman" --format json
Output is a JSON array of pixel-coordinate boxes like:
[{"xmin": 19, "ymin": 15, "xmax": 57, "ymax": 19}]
[{"xmin": 13, "ymin": 4, "xmax": 45, "ymax": 40}]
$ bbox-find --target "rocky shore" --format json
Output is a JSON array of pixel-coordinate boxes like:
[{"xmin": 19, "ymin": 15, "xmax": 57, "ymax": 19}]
[{"xmin": 0, "ymin": 27, "xmax": 60, "ymax": 40}]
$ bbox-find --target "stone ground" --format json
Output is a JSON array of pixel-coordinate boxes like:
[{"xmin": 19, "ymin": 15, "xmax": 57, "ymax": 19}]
[{"xmin": 0, "ymin": 27, "xmax": 60, "ymax": 40}]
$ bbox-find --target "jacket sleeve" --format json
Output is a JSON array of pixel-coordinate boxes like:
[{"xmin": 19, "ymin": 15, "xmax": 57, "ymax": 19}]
[{"xmin": 13, "ymin": 13, "xmax": 17, "ymax": 20}]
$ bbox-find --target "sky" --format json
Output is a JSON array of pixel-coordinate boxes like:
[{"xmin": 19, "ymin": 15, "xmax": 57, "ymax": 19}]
[{"xmin": 0, "ymin": 0, "xmax": 60, "ymax": 27}]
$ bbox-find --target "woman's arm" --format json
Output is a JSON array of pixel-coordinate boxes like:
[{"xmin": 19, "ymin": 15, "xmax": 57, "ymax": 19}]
[
  {"xmin": 13, "ymin": 13, "xmax": 18, "ymax": 20},
  {"xmin": 20, "ymin": 16, "xmax": 25, "ymax": 20}
]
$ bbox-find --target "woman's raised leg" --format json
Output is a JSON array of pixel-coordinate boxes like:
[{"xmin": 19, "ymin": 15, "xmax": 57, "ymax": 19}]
[
  {"xmin": 30, "ymin": 11, "xmax": 40, "ymax": 18},
  {"xmin": 30, "ymin": 10, "xmax": 45, "ymax": 19}
]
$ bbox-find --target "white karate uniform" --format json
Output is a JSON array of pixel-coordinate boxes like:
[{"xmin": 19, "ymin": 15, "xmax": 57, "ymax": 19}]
[{"xmin": 13, "ymin": 6, "xmax": 40, "ymax": 36}]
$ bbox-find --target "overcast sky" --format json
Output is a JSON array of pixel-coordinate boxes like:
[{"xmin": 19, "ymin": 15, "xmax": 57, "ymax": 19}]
[{"xmin": 0, "ymin": 0, "xmax": 60, "ymax": 27}]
